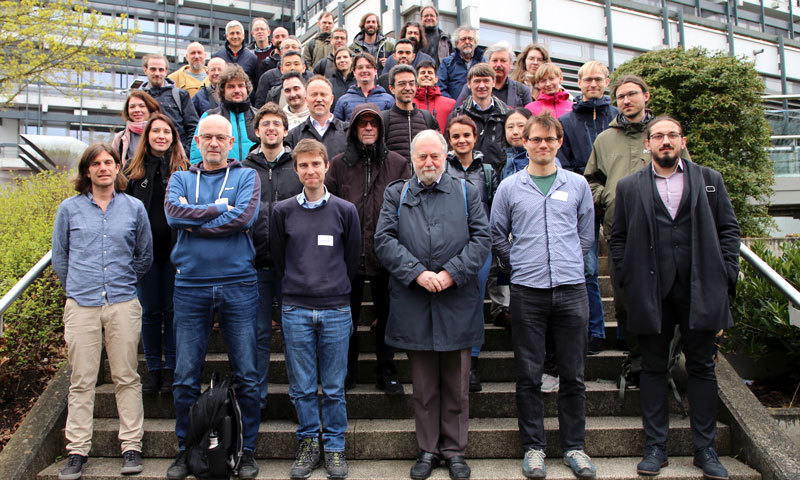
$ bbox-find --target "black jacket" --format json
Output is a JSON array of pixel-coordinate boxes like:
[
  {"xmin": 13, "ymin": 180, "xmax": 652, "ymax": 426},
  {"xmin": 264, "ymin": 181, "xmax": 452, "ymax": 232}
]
[
  {"xmin": 445, "ymin": 150, "xmax": 498, "ymax": 219},
  {"xmin": 212, "ymin": 42, "xmax": 259, "ymax": 86},
  {"xmin": 241, "ymin": 146, "xmax": 303, "ymax": 268},
  {"xmin": 254, "ymin": 68, "xmax": 313, "ymax": 109},
  {"xmin": 285, "ymin": 115, "xmax": 349, "ymax": 160},
  {"xmin": 125, "ymin": 152, "xmax": 178, "ymax": 262},
  {"xmin": 448, "ymin": 96, "xmax": 510, "ymax": 172},
  {"xmin": 143, "ymin": 79, "xmax": 199, "ymax": 156},
  {"xmin": 380, "ymin": 105, "xmax": 439, "ymax": 161},
  {"xmin": 610, "ymin": 160, "xmax": 740, "ymax": 334}
]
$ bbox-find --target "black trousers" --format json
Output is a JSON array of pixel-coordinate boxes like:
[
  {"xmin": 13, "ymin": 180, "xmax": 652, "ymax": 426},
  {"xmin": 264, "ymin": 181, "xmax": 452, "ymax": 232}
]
[
  {"xmin": 510, "ymin": 283, "xmax": 589, "ymax": 452},
  {"xmin": 347, "ymin": 270, "xmax": 395, "ymax": 383},
  {"xmin": 638, "ymin": 280, "xmax": 718, "ymax": 451}
]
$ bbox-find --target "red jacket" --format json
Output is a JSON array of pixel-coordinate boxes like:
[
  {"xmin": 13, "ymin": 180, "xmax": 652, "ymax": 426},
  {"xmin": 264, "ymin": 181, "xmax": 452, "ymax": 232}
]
[{"xmin": 413, "ymin": 86, "xmax": 456, "ymax": 134}]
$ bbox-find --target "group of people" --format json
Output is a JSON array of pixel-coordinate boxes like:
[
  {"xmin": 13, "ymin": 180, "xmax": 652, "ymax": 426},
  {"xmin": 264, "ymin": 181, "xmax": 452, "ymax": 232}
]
[{"xmin": 52, "ymin": 7, "xmax": 741, "ymax": 480}]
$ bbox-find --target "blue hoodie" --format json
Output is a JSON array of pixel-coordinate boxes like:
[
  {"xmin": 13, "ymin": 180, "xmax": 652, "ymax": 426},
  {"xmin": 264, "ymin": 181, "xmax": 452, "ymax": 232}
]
[{"xmin": 165, "ymin": 159, "xmax": 260, "ymax": 286}]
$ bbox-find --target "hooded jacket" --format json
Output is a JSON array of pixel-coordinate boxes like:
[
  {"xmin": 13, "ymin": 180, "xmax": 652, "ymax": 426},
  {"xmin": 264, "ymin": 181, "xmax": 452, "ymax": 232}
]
[
  {"xmin": 501, "ymin": 146, "xmax": 529, "ymax": 180},
  {"xmin": 436, "ymin": 46, "xmax": 486, "ymax": 100},
  {"xmin": 325, "ymin": 103, "xmax": 411, "ymax": 276},
  {"xmin": 526, "ymin": 90, "xmax": 574, "ymax": 118},
  {"xmin": 349, "ymin": 32, "xmax": 395, "ymax": 73},
  {"xmin": 333, "ymin": 83, "xmax": 395, "ymax": 122},
  {"xmin": 212, "ymin": 42, "xmax": 259, "ymax": 86},
  {"xmin": 448, "ymin": 95, "xmax": 511, "ymax": 172},
  {"xmin": 190, "ymin": 100, "xmax": 259, "ymax": 164},
  {"xmin": 241, "ymin": 145, "xmax": 303, "ymax": 269},
  {"xmin": 165, "ymin": 159, "xmax": 260, "ymax": 286},
  {"xmin": 413, "ymin": 86, "xmax": 455, "ymax": 134},
  {"xmin": 556, "ymin": 95, "xmax": 618, "ymax": 175}
]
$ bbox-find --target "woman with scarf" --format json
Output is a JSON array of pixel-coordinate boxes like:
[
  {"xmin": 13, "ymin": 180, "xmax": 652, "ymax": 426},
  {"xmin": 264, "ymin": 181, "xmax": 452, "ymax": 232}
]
[{"xmin": 112, "ymin": 91, "xmax": 161, "ymax": 166}]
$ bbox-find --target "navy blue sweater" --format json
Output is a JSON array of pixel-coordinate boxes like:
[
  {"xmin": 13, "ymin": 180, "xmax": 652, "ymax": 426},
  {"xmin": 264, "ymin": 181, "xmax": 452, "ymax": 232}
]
[{"xmin": 269, "ymin": 194, "xmax": 361, "ymax": 309}]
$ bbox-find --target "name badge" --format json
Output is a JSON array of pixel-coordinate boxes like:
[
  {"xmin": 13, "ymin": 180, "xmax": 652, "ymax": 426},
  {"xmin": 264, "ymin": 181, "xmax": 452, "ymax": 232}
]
[
  {"xmin": 551, "ymin": 190, "xmax": 569, "ymax": 202},
  {"xmin": 215, "ymin": 197, "xmax": 229, "ymax": 206},
  {"xmin": 318, "ymin": 235, "xmax": 334, "ymax": 247}
]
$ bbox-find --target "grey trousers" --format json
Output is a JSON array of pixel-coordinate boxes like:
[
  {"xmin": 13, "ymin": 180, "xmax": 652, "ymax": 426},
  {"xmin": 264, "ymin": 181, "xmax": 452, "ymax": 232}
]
[{"xmin": 407, "ymin": 348, "xmax": 472, "ymax": 459}]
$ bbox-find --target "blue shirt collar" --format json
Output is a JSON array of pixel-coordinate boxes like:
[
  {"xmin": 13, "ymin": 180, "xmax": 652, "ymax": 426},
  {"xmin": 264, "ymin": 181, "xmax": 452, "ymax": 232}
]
[{"xmin": 296, "ymin": 184, "xmax": 330, "ymax": 209}]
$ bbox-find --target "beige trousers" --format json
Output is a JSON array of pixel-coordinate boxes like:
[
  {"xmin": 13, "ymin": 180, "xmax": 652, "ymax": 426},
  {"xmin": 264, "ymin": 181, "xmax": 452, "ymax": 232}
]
[{"xmin": 63, "ymin": 297, "xmax": 144, "ymax": 455}]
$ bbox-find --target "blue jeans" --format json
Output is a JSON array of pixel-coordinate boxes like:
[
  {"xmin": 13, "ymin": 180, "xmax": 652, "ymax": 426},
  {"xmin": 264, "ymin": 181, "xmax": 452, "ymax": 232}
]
[
  {"xmin": 510, "ymin": 283, "xmax": 589, "ymax": 452},
  {"xmin": 281, "ymin": 304, "xmax": 352, "ymax": 452},
  {"xmin": 256, "ymin": 267, "xmax": 282, "ymax": 409},
  {"xmin": 471, "ymin": 252, "xmax": 492, "ymax": 357},
  {"xmin": 172, "ymin": 282, "xmax": 260, "ymax": 452},
  {"xmin": 584, "ymin": 237, "xmax": 606, "ymax": 340},
  {"xmin": 137, "ymin": 259, "xmax": 176, "ymax": 371}
]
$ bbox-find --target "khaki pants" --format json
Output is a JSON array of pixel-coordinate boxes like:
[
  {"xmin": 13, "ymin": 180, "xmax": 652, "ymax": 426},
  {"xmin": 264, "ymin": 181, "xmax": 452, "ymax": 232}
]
[{"xmin": 63, "ymin": 297, "xmax": 144, "ymax": 455}]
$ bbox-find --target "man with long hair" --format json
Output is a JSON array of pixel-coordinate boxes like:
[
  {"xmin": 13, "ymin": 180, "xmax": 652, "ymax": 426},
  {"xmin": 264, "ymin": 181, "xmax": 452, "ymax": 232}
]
[{"xmin": 52, "ymin": 144, "xmax": 153, "ymax": 479}]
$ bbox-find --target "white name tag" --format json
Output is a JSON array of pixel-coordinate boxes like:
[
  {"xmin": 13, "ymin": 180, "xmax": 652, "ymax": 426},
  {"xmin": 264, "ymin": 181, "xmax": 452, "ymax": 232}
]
[
  {"xmin": 551, "ymin": 190, "xmax": 569, "ymax": 202},
  {"xmin": 318, "ymin": 235, "xmax": 334, "ymax": 247},
  {"xmin": 215, "ymin": 197, "xmax": 229, "ymax": 206}
]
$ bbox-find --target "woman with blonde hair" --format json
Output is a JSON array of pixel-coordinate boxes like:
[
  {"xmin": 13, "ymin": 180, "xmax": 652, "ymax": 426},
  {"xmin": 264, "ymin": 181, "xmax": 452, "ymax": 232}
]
[
  {"xmin": 124, "ymin": 113, "xmax": 188, "ymax": 394},
  {"xmin": 510, "ymin": 43, "xmax": 550, "ymax": 96}
]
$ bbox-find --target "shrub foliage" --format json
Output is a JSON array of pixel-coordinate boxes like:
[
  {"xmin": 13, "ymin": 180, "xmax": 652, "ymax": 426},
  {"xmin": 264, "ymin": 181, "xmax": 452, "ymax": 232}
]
[
  {"xmin": 0, "ymin": 171, "xmax": 74, "ymax": 398},
  {"xmin": 726, "ymin": 240, "xmax": 800, "ymax": 361},
  {"xmin": 612, "ymin": 47, "xmax": 774, "ymax": 236}
]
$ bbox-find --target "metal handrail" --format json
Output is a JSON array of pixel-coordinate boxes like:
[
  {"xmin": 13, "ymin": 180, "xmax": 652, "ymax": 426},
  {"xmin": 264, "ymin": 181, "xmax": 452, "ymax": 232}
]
[
  {"xmin": 0, "ymin": 251, "xmax": 52, "ymax": 337},
  {"xmin": 739, "ymin": 243, "xmax": 800, "ymax": 310}
]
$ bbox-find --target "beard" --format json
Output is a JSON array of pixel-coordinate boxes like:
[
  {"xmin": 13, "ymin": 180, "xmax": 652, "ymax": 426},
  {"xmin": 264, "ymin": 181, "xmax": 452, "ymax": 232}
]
[
  {"xmin": 416, "ymin": 166, "xmax": 442, "ymax": 185},
  {"xmin": 652, "ymin": 147, "xmax": 681, "ymax": 169}
]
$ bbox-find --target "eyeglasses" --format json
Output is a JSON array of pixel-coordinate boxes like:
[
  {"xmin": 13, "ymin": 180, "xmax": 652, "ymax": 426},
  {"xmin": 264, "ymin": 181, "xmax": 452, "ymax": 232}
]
[
  {"xmin": 527, "ymin": 136, "xmax": 559, "ymax": 144},
  {"xmin": 457, "ymin": 36, "xmax": 475, "ymax": 43},
  {"xmin": 394, "ymin": 80, "xmax": 417, "ymax": 88},
  {"xmin": 648, "ymin": 132, "xmax": 682, "ymax": 142},
  {"xmin": 581, "ymin": 76, "xmax": 606, "ymax": 84},
  {"xmin": 616, "ymin": 90, "xmax": 642, "ymax": 102},
  {"xmin": 199, "ymin": 134, "xmax": 231, "ymax": 142}
]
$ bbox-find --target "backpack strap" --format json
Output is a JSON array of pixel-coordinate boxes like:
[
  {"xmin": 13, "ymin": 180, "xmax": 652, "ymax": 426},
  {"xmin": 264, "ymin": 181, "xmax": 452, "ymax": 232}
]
[
  {"xmin": 171, "ymin": 87, "xmax": 184, "ymax": 116},
  {"xmin": 420, "ymin": 108, "xmax": 437, "ymax": 130},
  {"xmin": 481, "ymin": 163, "xmax": 494, "ymax": 203},
  {"xmin": 397, "ymin": 180, "xmax": 410, "ymax": 216}
]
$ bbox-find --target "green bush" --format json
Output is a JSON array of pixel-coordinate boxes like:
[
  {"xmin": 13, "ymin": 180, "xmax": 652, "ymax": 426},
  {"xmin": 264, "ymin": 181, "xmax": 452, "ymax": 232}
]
[
  {"xmin": 612, "ymin": 47, "xmax": 774, "ymax": 236},
  {"xmin": 0, "ymin": 170, "xmax": 75, "ymax": 398},
  {"xmin": 726, "ymin": 240, "xmax": 800, "ymax": 361}
]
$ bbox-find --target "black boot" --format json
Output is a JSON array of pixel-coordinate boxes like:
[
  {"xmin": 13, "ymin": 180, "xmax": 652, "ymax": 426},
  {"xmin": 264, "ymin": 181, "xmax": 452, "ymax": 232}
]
[
  {"xmin": 142, "ymin": 369, "xmax": 161, "ymax": 394},
  {"xmin": 159, "ymin": 369, "xmax": 174, "ymax": 394},
  {"xmin": 469, "ymin": 356, "xmax": 482, "ymax": 392}
]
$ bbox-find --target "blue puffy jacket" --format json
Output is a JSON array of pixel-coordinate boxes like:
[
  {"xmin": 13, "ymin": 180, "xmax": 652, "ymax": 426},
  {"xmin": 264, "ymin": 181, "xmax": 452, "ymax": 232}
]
[
  {"xmin": 556, "ymin": 95, "xmax": 618, "ymax": 174},
  {"xmin": 436, "ymin": 46, "xmax": 485, "ymax": 100},
  {"xmin": 333, "ymin": 84, "xmax": 395, "ymax": 122}
]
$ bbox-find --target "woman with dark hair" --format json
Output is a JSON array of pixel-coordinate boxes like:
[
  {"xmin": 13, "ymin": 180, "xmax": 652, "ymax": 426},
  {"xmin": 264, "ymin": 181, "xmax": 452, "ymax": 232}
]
[
  {"xmin": 502, "ymin": 107, "xmax": 533, "ymax": 179},
  {"xmin": 111, "ymin": 91, "xmax": 161, "ymax": 166},
  {"xmin": 510, "ymin": 44, "xmax": 550, "ymax": 97},
  {"xmin": 124, "ymin": 113, "xmax": 188, "ymax": 394},
  {"xmin": 330, "ymin": 46, "xmax": 356, "ymax": 108},
  {"xmin": 444, "ymin": 114, "xmax": 498, "ymax": 393}
]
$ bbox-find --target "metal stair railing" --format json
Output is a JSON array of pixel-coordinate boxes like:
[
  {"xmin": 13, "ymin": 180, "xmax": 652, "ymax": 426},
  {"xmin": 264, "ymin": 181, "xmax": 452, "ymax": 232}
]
[
  {"xmin": 0, "ymin": 250, "xmax": 52, "ymax": 337},
  {"xmin": 739, "ymin": 243, "xmax": 800, "ymax": 326}
]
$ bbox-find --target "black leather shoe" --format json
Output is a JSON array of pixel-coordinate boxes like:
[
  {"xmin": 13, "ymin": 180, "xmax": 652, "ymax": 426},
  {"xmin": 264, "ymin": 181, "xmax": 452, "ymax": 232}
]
[
  {"xmin": 141, "ymin": 370, "xmax": 161, "ymax": 395},
  {"xmin": 410, "ymin": 451, "xmax": 440, "ymax": 480},
  {"xmin": 445, "ymin": 455, "xmax": 471, "ymax": 479}
]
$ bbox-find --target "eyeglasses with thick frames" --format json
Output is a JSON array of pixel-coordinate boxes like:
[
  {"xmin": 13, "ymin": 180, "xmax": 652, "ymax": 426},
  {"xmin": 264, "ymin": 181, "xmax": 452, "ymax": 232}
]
[{"xmin": 526, "ymin": 136, "xmax": 560, "ymax": 144}]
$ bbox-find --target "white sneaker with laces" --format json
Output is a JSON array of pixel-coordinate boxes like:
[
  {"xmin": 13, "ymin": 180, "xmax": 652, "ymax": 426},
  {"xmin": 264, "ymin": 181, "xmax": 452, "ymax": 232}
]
[{"xmin": 541, "ymin": 373, "xmax": 560, "ymax": 393}]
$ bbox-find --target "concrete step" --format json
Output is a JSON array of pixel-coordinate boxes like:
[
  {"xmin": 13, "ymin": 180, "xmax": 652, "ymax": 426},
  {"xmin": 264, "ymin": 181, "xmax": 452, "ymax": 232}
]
[
  {"xmin": 69, "ymin": 416, "xmax": 731, "ymax": 459},
  {"xmin": 107, "ymin": 350, "xmax": 629, "ymax": 385},
  {"xmin": 93, "ymin": 380, "xmax": 683, "ymax": 420},
  {"xmin": 166, "ymin": 321, "xmax": 622, "ymax": 355},
  {"xmin": 38, "ymin": 456, "xmax": 761, "ymax": 480}
]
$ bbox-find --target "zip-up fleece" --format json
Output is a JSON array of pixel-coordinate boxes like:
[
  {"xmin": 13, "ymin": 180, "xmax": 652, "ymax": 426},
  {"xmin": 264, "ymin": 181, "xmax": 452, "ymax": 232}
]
[
  {"xmin": 190, "ymin": 101, "xmax": 259, "ymax": 164},
  {"xmin": 165, "ymin": 159, "xmax": 260, "ymax": 286},
  {"xmin": 242, "ymin": 146, "xmax": 303, "ymax": 268}
]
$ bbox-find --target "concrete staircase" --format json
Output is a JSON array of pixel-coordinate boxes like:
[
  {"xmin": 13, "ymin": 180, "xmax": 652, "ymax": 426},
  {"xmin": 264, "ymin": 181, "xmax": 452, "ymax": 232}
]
[{"xmin": 37, "ymin": 261, "xmax": 761, "ymax": 479}]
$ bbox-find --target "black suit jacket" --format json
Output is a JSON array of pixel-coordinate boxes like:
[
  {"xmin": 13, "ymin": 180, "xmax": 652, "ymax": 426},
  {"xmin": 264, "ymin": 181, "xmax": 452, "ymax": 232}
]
[{"xmin": 609, "ymin": 159, "xmax": 740, "ymax": 334}]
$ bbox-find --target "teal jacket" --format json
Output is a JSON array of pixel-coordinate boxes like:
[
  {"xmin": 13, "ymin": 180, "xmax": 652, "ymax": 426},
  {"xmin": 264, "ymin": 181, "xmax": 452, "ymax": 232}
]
[{"xmin": 190, "ymin": 101, "xmax": 258, "ymax": 164}]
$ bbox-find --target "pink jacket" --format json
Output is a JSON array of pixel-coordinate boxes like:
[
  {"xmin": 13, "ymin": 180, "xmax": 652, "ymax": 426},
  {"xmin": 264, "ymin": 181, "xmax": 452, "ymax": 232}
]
[{"xmin": 525, "ymin": 90, "xmax": 573, "ymax": 118}]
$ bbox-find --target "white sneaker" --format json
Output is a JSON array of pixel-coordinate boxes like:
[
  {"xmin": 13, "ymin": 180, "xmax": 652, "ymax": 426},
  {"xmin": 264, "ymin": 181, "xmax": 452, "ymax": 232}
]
[{"xmin": 541, "ymin": 373, "xmax": 560, "ymax": 393}]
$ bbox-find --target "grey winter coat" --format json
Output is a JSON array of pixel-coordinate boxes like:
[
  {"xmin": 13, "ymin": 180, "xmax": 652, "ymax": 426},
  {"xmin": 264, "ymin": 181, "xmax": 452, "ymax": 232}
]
[{"xmin": 374, "ymin": 172, "xmax": 491, "ymax": 351}]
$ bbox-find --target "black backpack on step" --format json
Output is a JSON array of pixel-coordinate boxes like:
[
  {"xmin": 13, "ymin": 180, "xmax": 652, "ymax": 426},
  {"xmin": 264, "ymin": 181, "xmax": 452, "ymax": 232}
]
[{"xmin": 185, "ymin": 373, "xmax": 244, "ymax": 479}]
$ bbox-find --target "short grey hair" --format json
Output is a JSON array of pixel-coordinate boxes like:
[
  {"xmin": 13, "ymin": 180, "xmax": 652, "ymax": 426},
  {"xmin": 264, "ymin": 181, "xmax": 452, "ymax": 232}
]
[
  {"xmin": 453, "ymin": 25, "xmax": 479, "ymax": 44},
  {"xmin": 225, "ymin": 20, "xmax": 244, "ymax": 35},
  {"xmin": 485, "ymin": 41, "xmax": 513, "ymax": 62},
  {"xmin": 410, "ymin": 129, "xmax": 447, "ymax": 157}
]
